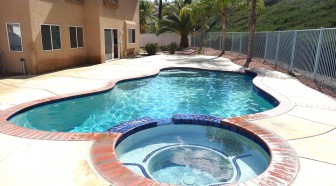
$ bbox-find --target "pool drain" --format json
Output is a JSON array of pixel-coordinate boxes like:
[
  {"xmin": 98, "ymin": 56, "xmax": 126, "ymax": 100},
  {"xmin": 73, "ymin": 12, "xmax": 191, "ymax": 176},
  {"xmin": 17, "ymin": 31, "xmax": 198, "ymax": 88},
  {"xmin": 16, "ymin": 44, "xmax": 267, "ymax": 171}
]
[{"xmin": 182, "ymin": 176, "xmax": 197, "ymax": 185}]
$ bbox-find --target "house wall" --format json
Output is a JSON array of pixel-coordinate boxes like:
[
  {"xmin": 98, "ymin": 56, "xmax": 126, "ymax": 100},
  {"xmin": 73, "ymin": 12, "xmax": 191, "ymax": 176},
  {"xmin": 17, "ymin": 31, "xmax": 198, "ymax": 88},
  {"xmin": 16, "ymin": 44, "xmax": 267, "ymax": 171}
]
[
  {"xmin": 0, "ymin": 0, "xmax": 140, "ymax": 75},
  {"xmin": 29, "ymin": 0, "xmax": 88, "ymax": 74},
  {"xmin": 98, "ymin": 0, "xmax": 140, "ymax": 60},
  {"xmin": 0, "ymin": 0, "xmax": 33, "ymax": 74},
  {"xmin": 84, "ymin": 0, "xmax": 102, "ymax": 64}
]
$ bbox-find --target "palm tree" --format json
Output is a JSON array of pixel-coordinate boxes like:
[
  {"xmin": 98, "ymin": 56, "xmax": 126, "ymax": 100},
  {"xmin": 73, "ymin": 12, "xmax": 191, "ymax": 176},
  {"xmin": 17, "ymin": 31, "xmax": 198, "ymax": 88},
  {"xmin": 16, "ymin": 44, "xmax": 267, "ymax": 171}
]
[
  {"xmin": 140, "ymin": 0, "xmax": 156, "ymax": 33},
  {"xmin": 241, "ymin": 0, "xmax": 265, "ymax": 67},
  {"xmin": 159, "ymin": 0, "xmax": 163, "ymax": 19},
  {"xmin": 215, "ymin": 0, "xmax": 233, "ymax": 56},
  {"xmin": 245, "ymin": 0, "xmax": 257, "ymax": 66},
  {"xmin": 180, "ymin": 0, "xmax": 214, "ymax": 50},
  {"xmin": 157, "ymin": 0, "xmax": 193, "ymax": 48},
  {"xmin": 159, "ymin": 0, "xmax": 192, "ymax": 19}
]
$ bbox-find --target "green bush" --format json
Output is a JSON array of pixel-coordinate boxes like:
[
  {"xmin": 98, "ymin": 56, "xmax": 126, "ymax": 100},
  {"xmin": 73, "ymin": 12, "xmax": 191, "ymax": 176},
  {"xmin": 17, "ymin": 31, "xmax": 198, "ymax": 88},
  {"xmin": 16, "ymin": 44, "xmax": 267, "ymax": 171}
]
[
  {"xmin": 168, "ymin": 42, "xmax": 178, "ymax": 54},
  {"xmin": 144, "ymin": 43, "xmax": 158, "ymax": 56},
  {"xmin": 197, "ymin": 47, "xmax": 203, "ymax": 54},
  {"xmin": 176, "ymin": 47, "xmax": 183, "ymax": 51},
  {"xmin": 160, "ymin": 46, "xmax": 169, "ymax": 51}
]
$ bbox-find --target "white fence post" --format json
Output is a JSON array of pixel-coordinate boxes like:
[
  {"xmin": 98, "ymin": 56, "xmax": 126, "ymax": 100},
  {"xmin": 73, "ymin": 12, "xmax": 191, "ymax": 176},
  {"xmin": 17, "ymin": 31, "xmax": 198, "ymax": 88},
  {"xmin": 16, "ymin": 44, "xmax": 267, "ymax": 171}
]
[
  {"xmin": 231, "ymin": 33, "xmax": 234, "ymax": 51},
  {"xmin": 239, "ymin": 32, "xmax": 242, "ymax": 54},
  {"xmin": 209, "ymin": 32, "xmax": 212, "ymax": 48},
  {"xmin": 219, "ymin": 33, "xmax": 222, "ymax": 50},
  {"xmin": 263, "ymin": 32, "xmax": 269, "ymax": 61},
  {"xmin": 193, "ymin": 34, "xmax": 196, "ymax": 47},
  {"xmin": 275, "ymin": 31, "xmax": 281, "ymax": 66},
  {"xmin": 313, "ymin": 27, "xmax": 324, "ymax": 80},
  {"xmin": 290, "ymin": 30, "xmax": 298, "ymax": 70}
]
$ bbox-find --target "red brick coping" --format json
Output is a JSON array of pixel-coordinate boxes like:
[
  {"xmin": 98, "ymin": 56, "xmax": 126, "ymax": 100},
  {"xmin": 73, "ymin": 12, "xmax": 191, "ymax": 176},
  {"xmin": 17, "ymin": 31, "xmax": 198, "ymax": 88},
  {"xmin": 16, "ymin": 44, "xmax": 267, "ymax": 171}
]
[{"xmin": 90, "ymin": 117, "xmax": 298, "ymax": 186}]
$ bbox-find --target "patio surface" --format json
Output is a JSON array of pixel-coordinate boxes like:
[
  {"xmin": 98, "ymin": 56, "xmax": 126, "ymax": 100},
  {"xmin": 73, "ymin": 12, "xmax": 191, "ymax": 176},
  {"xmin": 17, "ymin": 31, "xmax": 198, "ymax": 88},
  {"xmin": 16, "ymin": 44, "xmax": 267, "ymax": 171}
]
[{"xmin": 0, "ymin": 54, "xmax": 335, "ymax": 186}]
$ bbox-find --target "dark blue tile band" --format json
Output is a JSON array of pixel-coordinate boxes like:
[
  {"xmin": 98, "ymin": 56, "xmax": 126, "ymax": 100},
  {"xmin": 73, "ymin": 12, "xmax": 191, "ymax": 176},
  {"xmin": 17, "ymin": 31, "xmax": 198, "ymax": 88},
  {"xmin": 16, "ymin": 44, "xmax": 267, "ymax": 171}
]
[
  {"xmin": 112, "ymin": 114, "xmax": 270, "ymax": 156},
  {"xmin": 253, "ymin": 86, "xmax": 279, "ymax": 107},
  {"xmin": 123, "ymin": 154, "xmax": 252, "ymax": 184},
  {"xmin": 172, "ymin": 114, "xmax": 223, "ymax": 126},
  {"xmin": 232, "ymin": 154, "xmax": 252, "ymax": 182},
  {"xmin": 142, "ymin": 144, "xmax": 230, "ymax": 163},
  {"xmin": 207, "ymin": 154, "xmax": 252, "ymax": 186},
  {"xmin": 108, "ymin": 116, "xmax": 156, "ymax": 134},
  {"xmin": 122, "ymin": 163, "xmax": 151, "ymax": 178}
]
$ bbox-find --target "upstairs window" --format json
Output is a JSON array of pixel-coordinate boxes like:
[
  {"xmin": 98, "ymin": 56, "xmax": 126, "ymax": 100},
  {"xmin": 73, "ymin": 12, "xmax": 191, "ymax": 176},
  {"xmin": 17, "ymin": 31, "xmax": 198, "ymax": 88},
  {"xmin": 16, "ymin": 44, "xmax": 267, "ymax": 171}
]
[
  {"xmin": 6, "ymin": 23, "xmax": 23, "ymax": 52},
  {"xmin": 128, "ymin": 29, "xmax": 135, "ymax": 44},
  {"xmin": 103, "ymin": 0, "xmax": 118, "ymax": 8},
  {"xmin": 65, "ymin": 0, "xmax": 83, "ymax": 4},
  {"xmin": 69, "ymin": 26, "xmax": 84, "ymax": 48},
  {"xmin": 41, "ymin": 24, "xmax": 61, "ymax": 50},
  {"xmin": 106, "ymin": 0, "xmax": 118, "ymax": 4}
]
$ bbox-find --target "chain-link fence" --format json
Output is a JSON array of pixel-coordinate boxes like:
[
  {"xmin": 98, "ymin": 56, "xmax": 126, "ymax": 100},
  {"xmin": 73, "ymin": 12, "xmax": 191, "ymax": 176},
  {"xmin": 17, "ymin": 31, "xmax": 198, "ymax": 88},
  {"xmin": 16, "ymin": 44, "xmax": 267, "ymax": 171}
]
[{"xmin": 191, "ymin": 28, "xmax": 336, "ymax": 89}]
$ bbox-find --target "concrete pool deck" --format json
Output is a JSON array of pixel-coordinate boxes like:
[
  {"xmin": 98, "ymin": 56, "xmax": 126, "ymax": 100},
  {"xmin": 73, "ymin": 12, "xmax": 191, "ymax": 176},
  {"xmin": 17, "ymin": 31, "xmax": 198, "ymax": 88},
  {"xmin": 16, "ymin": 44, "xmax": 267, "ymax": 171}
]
[{"xmin": 0, "ymin": 54, "xmax": 335, "ymax": 186}]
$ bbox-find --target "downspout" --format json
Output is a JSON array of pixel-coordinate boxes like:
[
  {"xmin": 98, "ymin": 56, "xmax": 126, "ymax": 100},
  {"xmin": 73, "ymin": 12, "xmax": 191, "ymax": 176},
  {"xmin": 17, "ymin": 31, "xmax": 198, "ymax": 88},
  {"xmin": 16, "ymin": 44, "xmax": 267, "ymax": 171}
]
[{"xmin": 20, "ymin": 58, "xmax": 26, "ymax": 75}]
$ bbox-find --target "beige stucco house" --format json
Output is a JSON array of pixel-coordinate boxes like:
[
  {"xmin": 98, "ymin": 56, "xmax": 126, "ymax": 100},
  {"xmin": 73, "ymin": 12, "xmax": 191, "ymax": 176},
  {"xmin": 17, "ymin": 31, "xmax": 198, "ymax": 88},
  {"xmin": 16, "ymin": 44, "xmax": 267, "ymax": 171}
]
[{"xmin": 0, "ymin": 0, "xmax": 140, "ymax": 74}]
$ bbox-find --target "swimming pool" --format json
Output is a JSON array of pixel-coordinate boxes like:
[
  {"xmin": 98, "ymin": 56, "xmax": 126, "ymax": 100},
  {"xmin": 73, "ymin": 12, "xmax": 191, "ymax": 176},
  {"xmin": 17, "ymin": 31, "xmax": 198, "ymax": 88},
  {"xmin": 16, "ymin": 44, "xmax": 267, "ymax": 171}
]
[
  {"xmin": 114, "ymin": 117, "xmax": 270, "ymax": 185},
  {"xmin": 8, "ymin": 69, "xmax": 277, "ymax": 132}
]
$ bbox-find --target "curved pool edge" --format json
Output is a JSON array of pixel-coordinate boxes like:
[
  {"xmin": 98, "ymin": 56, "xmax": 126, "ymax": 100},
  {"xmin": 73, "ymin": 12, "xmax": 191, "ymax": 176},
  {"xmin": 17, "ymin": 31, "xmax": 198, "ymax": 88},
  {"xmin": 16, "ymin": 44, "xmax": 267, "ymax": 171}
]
[
  {"xmin": 90, "ymin": 115, "xmax": 299, "ymax": 186},
  {"xmin": 221, "ymin": 118, "xmax": 299, "ymax": 185},
  {"xmin": 0, "ymin": 66, "xmax": 294, "ymax": 141},
  {"xmin": 243, "ymin": 69, "xmax": 295, "ymax": 121},
  {"xmin": 0, "ymin": 67, "xmax": 161, "ymax": 141}
]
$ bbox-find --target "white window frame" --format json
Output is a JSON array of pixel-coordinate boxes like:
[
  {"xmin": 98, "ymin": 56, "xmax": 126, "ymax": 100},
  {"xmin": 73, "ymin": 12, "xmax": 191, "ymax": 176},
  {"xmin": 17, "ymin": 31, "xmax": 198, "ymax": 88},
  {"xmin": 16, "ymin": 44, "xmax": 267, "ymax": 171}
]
[
  {"xmin": 69, "ymin": 26, "xmax": 84, "ymax": 49},
  {"xmin": 6, "ymin": 22, "xmax": 23, "ymax": 52},
  {"xmin": 40, "ymin": 24, "xmax": 62, "ymax": 51},
  {"xmin": 128, "ymin": 28, "xmax": 135, "ymax": 44},
  {"xmin": 104, "ymin": 0, "xmax": 118, "ymax": 5}
]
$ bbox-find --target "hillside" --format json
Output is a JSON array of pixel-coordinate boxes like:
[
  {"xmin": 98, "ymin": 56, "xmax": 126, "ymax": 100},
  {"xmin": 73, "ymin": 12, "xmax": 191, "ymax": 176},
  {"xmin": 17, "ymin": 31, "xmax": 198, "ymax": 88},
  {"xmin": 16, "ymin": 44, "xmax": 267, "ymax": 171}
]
[{"xmin": 213, "ymin": 0, "xmax": 336, "ymax": 32}]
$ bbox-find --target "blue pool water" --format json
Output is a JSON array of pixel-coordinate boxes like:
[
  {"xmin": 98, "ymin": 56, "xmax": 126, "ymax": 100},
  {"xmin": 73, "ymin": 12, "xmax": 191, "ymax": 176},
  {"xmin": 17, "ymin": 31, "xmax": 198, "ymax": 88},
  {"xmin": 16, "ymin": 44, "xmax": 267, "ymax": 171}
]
[
  {"xmin": 9, "ymin": 69, "xmax": 276, "ymax": 132},
  {"xmin": 115, "ymin": 124, "xmax": 270, "ymax": 185}
]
